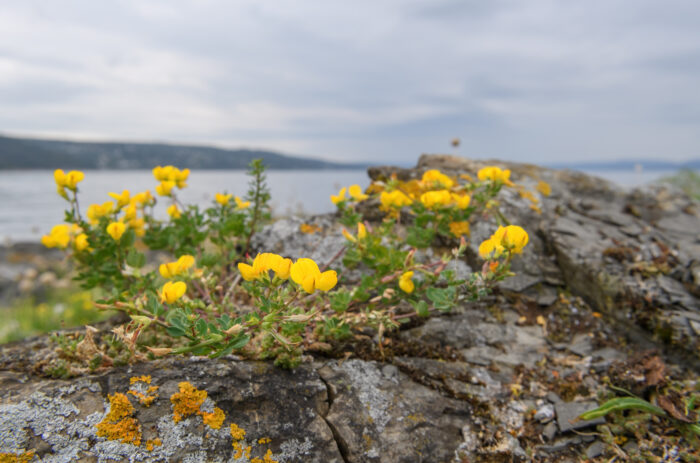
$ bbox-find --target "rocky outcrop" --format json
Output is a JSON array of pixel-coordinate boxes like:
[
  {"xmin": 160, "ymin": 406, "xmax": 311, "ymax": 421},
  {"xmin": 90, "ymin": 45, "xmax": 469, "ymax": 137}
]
[{"xmin": 1, "ymin": 154, "xmax": 698, "ymax": 462}]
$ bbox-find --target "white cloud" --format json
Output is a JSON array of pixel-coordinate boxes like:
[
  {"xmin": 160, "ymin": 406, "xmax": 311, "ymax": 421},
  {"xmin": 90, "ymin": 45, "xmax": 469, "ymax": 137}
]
[{"xmin": 0, "ymin": 0, "xmax": 699, "ymax": 163}]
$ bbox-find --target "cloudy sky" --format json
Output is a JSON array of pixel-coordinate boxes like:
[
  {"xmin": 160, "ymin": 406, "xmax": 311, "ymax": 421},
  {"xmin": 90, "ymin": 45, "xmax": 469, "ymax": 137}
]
[{"xmin": 1, "ymin": 0, "xmax": 699, "ymax": 164}]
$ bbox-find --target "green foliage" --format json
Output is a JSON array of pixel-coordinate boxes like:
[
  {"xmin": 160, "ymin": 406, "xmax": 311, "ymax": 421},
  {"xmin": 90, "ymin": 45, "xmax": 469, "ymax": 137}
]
[
  {"xmin": 40, "ymin": 162, "xmax": 535, "ymax": 367},
  {"xmin": 661, "ymin": 168, "xmax": 700, "ymax": 201},
  {"xmin": 0, "ymin": 289, "xmax": 111, "ymax": 344}
]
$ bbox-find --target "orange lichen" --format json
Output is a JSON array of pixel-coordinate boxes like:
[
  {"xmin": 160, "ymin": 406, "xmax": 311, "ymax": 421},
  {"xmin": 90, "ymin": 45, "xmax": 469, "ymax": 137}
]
[
  {"xmin": 230, "ymin": 422, "xmax": 246, "ymax": 441},
  {"xmin": 251, "ymin": 449, "xmax": 279, "ymax": 463},
  {"xmin": 257, "ymin": 437, "xmax": 272, "ymax": 444},
  {"xmin": 96, "ymin": 393, "xmax": 142, "ymax": 446},
  {"xmin": 201, "ymin": 407, "xmax": 226, "ymax": 429},
  {"xmin": 145, "ymin": 438, "xmax": 162, "ymax": 451},
  {"xmin": 233, "ymin": 442, "xmax": 252, "ymax": 459},
  {"xmin": 0, "ymin": 451, "xmax": 35, "ymax": 463},
  {"xmin": 128, "ymin": 384, "xmax": 159, "ymax": 407},
  {"xmin": 170, "ymin": 381, "xmax": 207, "ymax": 423},
  {"xmin": 130, "ymin": 375, "xmax": 152, "ymax": 384}
]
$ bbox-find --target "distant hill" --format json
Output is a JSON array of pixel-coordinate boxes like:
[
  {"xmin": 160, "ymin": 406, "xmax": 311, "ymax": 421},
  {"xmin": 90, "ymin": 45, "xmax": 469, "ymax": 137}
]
[{"xmin": 0, "ymin": 135, "xmax": 367, "ymax": 170}]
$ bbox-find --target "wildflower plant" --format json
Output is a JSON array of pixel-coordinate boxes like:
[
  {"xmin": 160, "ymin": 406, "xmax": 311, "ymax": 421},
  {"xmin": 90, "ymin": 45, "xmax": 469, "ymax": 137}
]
[{"xmin": 42, "ymin": 160, "xmax": 535, "ymax": 368}]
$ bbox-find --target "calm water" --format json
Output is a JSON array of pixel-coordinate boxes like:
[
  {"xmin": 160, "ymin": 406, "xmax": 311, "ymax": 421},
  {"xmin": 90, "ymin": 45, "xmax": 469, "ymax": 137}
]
[{"xmin": 0, "ymin": 168, "xmax": 684, "ymax": 243}]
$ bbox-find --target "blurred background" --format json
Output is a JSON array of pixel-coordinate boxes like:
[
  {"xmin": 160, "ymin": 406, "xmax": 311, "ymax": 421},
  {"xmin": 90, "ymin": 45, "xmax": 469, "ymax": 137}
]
[{"xmin": 1, "ymin": 0, "xmax": 698, "ymax": 341}]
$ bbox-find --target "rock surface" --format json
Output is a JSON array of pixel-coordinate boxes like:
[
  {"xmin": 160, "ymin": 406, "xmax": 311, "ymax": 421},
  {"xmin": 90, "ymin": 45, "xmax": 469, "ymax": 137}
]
[{"xmin": 1, "ymin": 154, "xmax": 699, "ymax": 462}]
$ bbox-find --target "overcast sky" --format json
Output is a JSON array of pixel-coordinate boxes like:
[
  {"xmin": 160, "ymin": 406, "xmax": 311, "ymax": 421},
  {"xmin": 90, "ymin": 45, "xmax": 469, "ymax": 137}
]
[{"xmin": 1, "ymin": 1, "xmax": 699, "ymax": 165}]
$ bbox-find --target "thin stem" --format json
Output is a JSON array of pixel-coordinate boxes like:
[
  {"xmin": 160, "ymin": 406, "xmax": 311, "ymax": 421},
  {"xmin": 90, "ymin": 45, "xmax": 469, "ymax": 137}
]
[{"xmin": 320, "ymin": 246, "xmax": 346, "ymax": 272}]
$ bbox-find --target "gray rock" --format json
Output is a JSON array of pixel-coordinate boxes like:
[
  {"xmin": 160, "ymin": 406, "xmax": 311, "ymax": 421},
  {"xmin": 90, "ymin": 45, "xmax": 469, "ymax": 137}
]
[
  {"xmin": 586, "ymin": 440, "xmax": 604, "ymax": 459},
  {"xmin": 555, "ymin": 401, "xmax": 606, "ymax": 432},
  {"xmin": 534, "ymin": 404, "xmax": 555, "ymax": 423}
]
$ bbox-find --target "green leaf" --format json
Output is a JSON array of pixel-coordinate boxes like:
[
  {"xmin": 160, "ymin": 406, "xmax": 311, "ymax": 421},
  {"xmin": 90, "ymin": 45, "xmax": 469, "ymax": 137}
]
[
  {"xmin": 126, "ymin": 249, "xmax": 146, "ymax": 268},
  {"xmin": 228, "ymin": 334, "xmax": 250, "ymax": 351},
  {"xmin": 195, "ymin": 319, "xmax": 208, "ymax": 337},
  {"xmin": 410, "ymin": 300, "xmax": 430, "ymax": 317},
  {"xmin": 166, "ymin": 325, "xmax": 187, "ymax": 337},
  {"xmin": 330, "ymin": 291, "xmax": 352, "ymax": 313},
  {"xmin": 578, "ymin": 397, "xmax": 667, "ymax": 421},
  {"xmin": 426, "ymin": 287, "xmax": 456, "ymax": 311}
]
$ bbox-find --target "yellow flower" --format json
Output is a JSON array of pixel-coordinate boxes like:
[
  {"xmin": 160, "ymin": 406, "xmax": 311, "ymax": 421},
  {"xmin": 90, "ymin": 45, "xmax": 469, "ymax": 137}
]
[
  {"xmin": 238, "ymin": 253, "xmax": 292, "ymax": 281},
  {"xmin": 132, "ymin": 190, "xmax": 154, "ymax": 207},
  {"xmin": 235, "ymin": 196, "xmax": 251, "ymax": 209},
  {"xmin": 348, "ymin": 184, "xmax": 368, "ymax": 201},
  {"xmin": 54, "ymin": 169, "xmax": 85, "ymax": 191},
  {"xmin": 451, "ymin": 193, "xmax": 471, "ymax": 209},
  {"xmin": 342, "ymin": 228, "xmax": 356, "ymax": 243},
  {"xmin": 173, "ymin": 168, "xmax": 190, "ymax": 189},
  {"xmin": 477, "ymin": 166, "xmax": 513, "ymax": 186},
  {"xmin": 86, "ymin": 201, "xmax": 115, "ymax": 224},
  {"xmin": 290, "ymin": 258, "xmax": 337, "ymax": 293},
  {"xmin": 156, "ymin": 181, "xmax": 176, "ymax": 197},
  {"xmin": 421, "ymin": 169, "xmax": 454, "ymax": 189},
  {"xmin": 160, "ymin": 281, "xmax": 187, "ymax": 304},
  {"xmin": 215, "ymin": 193, "xmax": 232, "ymax": 206},
  {"xmin": 449, "ymin": 221, "xmax": 470, "ymax": 237},
  {"xmin": 343, "ymin": 222, "xmax": 367, "ymax": 243},
  {"xmin": 129, "ymin": 218, "xmax": 146, "ymax": 236},
  {"xmin": 399, "ymin": 271, "xmax": 415, "ymax": 293},
  {"xmin": 108, "ymin": 190, "xmax": 131, "ymax": 209},
  {"xmin": 106, "ymin": 222, "xmax": 127, "ymax": 241},
  {"xmin": 479, "ymin": 225, "xmax": 529, "ymax": 258},
  {"xmin": 330, "ymin": 187, "xmax": 346, "ymax": 205},
  {"xmin": 167, "ymin": 204, "xmax": 181, "ymax": 219},
  {"xmin": 536, "ymin": 181, "xmax": 551, "ymax": 197},
  {"xmin": 153, "ymin": 165, "xmax": 168, "ymax": 181},
  {"xmin": 74, "ymin": 233, "xmax": 90, "ymax": 252},
  {"xmin": 380, "ymin": 190, "xmax": 413, "ymax": 209},
  {"xmin": 123, "ymin": 203, "xmax": 138, "ymax": 221},
  {"xmin": 420, "ymin": 189, "xmax": 452, "ymax": 209},
  {"xmin": 478, "ymin": 238, "xmax": 498, "ymax": 259},
  {"xmin": 159, "ymin": 255, "xmax": 196, "ymax": 278},
  {"xmin": 492, "ymin": 225, "xmax": 528, "ymax": 254},
  {"xmin": 357, "ymin": 222, "xmax": 367, "ymax": 239},
  {"xmin": 41, "ymin": 224, "xmax": 71, "ymax": 249}
]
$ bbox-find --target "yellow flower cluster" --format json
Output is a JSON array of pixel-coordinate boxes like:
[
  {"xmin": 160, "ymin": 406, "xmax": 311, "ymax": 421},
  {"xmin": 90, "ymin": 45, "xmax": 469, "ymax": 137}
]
[
  {"xmin": 153, "ymin": 165, "xmax": 190, "ymax": 196},
  {"xmin": 238, "ymin": 253, "xmax": 292, "ymax": 281},
  {"xmin": 330, "ymin": 184, "xmax": 368, "ymax": 204},
  {"xmin": 375, "ymin": 170, "xmax": 470, "ymax": 212},
  {"xmin": 41, "ymin": 224, "xmax": 88, "ymax": 250},
  {"xmin": 215, "ymin": 192, "xmax": 250, "ymax": 209},
  {"xmin": 478, "ymin": 225, "xmax": 529, "ymax": 259},
  {"xmin": 290, "ymin": 258, "xmax": 338, "ymax": 293},
  {"xmin": 379, "ymin": 189, "xmax": 413, "ymax": 209},
  {"xmin": 238, "ymin": 253, "xmax": 337, "ymax": 294},
  {"xmin": 159, "ymin": 255, "xmax": 195, "ymax": 278},
  {"xmin": 81, "ymin": 186, "xmax": 152, "ymax": 239},
  {"xmin": 54, "ymin": 169, "xmax": 84, "ymax": 198},
  {"xmin": 420, "ymin": 169, "xmax": 454, "ymax": 189},
  {"xmin": 419, "ymin": 190, "xmax": 470, "ymax": 210},
  {"xmin": 477, "ymin": 166, "xmax": 513, "ymax": 186},
  {"xmin": 448, "ymin": 221, "xmax": 470, "ymax": 237}
]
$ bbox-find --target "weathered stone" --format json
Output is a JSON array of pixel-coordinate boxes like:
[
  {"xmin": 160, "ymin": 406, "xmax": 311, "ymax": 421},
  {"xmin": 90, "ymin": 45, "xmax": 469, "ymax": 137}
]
[
  {"xmin": 318, "ymin": 359, "xmax": 468, "ymax": 462},
  {"xmin": 2, "ymin": 154, "xmax": 700, "ymax": 461},
  {"xmin": 555, "ymin": 401, "xmax": 606, "ymax": 432}
]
